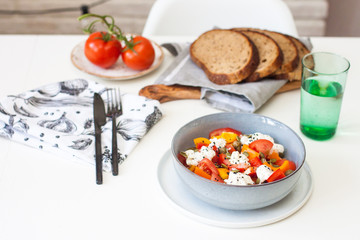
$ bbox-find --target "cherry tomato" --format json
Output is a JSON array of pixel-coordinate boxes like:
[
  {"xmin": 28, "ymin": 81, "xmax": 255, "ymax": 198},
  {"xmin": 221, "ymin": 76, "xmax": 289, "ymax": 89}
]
[
  {"xmin": 248, "ymin": 156, "xmax": 262, "ymax": 167},
  {"xmin": 122, "ymin": 36, "xmax": 155, "ymax": 70},
  {"xmin": 197, "ymin": 158, "xmax": 224, "ymax": 182},
  {"xmin": 177, "ymin": 153, "xmax": 188, "ymax": 167},
  {"xmin": 225, "ymin": 143, "xmax": 236, "ymax": 154},
  {"xmin": 209, "ymin": 128, "xmax": 242, "ymax": 139},
  {"xmin": 267, "ymin": 169, "xmax": 286, "ymax": 183},
  {"xmin": 84, "ymin": 32, "xmax": 122, "ymax": 68},
  {"xmin": 249, "ymin": 139, "xmax": 274, "ymax": 157}
]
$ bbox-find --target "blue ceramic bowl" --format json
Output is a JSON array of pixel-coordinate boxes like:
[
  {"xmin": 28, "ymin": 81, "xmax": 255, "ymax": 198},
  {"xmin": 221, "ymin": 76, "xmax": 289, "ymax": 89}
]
[{"xmin": 171, "ymin": 113, "xmax": 306, "ymax": 210}]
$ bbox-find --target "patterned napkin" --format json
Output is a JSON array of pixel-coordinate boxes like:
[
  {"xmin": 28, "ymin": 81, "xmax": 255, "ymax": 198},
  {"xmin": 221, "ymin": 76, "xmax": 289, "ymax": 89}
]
[{"xmin": 0, "ymin": 79, "xmax": 162, "ymax": 171}]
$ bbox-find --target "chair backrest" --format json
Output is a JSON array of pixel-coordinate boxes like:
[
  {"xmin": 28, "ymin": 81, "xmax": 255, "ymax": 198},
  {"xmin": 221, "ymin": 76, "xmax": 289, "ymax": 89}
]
[{"xmin": 142, "ymin": 0, "xmax": 298, "ymax": 37}]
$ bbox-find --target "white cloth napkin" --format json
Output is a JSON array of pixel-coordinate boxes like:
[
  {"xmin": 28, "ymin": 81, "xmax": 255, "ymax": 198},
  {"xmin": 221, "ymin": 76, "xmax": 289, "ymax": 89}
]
[
  {"xmin": 157, "ymin": 39, "xmax": 311, "ymax": 112},
  {"xmin": 0, "ymin": 79, "xmax": 162, "ymax": 171}
]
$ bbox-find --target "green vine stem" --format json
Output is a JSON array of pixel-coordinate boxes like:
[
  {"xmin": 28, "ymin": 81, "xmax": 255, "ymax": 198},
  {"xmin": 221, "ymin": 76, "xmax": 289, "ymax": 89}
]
[{"xmin": 78, "ymin": 13, "xmax": 135, "ymax": 50}]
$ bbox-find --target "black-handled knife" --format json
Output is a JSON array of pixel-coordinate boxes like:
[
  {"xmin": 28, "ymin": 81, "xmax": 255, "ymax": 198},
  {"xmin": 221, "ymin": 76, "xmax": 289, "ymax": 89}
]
[{"xmin": 93, "ymin": 93, "xmax": 107, "ymax": 184}]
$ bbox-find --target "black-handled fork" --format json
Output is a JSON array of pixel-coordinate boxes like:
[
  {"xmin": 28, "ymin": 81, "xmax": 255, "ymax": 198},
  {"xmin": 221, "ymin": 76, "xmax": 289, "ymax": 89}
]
[{"xmin": 106, "ymin": 88, "xmax": 122, "ymax": 176}]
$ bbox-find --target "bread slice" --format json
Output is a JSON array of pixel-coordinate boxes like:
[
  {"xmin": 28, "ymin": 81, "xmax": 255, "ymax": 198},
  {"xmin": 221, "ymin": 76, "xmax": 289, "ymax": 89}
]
[
  {"xmin": 250, "ymin": 29, "xmax": 299, "ymax": 76},
  {"xmin": 233, "ymin": 29, "xmax": 283, "ymax": 82},
  {"xmin": 274, "ymin": 35, "xmax": 311, "ymax": 81},
  {"xmin": 190, "ymin": 29, "xmax": 259, "ymax": 85}
]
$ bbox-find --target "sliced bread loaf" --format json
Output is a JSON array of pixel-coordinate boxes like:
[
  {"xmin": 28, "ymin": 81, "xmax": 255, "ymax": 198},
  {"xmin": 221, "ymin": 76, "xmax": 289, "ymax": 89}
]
[
  {"xmin": 252, "ymin": 29, "xmax": 299, "ymax": 76},
  {"xmin": 190, "ymin": 29, "xmax": 259, "ymax": 85},
  {"xmin": 233, "ymin": 29, "xmax": 283, "ymax": 82},
  {"xmin": 274, "ymin": 35, "xmax": 311, "ymax": 81}
]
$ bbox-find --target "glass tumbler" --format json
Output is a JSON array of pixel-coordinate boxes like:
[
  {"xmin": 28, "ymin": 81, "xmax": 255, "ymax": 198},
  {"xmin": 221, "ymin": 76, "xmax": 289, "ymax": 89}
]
[{"xmin": 300, "ymin": 52, "xmax": 350, "ymax": 140}]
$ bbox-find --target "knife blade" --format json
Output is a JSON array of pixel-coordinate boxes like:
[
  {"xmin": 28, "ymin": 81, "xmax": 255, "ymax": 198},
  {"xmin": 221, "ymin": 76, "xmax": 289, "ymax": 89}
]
[{"xmin": 93, "ymin": 93, "xmax": 107, "ymax": 184}]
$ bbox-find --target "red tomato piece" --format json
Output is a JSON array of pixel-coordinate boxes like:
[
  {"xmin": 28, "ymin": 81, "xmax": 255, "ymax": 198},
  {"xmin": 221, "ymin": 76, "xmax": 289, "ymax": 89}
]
[
  {"xmin": 196, "ymin": 142, "xmax": 209, "ymax": 150},
  {"xmin": 84, "ymin": 32, "xmax": 122, "ymax": 68},
  {"xmin": 198, "ymin": 158, "xmax": 219, "ymax": 176},
  {"xmin": 267, "ymin": 169, "xmax": 286, "ymax": 183},
  {"xmin": 209, "ymin": 128, "xmax": 242, "ymax": 138},
  {"xmin": 229, "ymin": 163, "xmax": 249, "ymax": 172},
  {"xmin": 122, "ymin": 36, "xmax": 155, "ymax": 70},
  {"xmin": 177, "ymin": 153, "xmax": 188, "ymax": 167},
  {"xmin": 225, "ymin": 144, "xmax": 236, "ymax": 154},
  {"xmin": 211, "ymin": 154, "xmax": 220, "ymax": 165},
  {"xmin": 274, "ymin": 158, "xmax": 285, "ymax": 166},
  {"xmin": 211, "ymin": 174, "xmax": 225, "ymax": 183},
  {"xmin": 217, "ymin": 154, "xmax": 249, "ymax": 172},
  {"xmin": 248, "ymin": 156, "xmax": 262, "ymax": 167},
  {"xmin": 246, "ymin": 166, "xmax": 257, "ymax": 178},
  {"xmin": 249, "ymin": 139, "xmax": 274, "ymax": 156}
]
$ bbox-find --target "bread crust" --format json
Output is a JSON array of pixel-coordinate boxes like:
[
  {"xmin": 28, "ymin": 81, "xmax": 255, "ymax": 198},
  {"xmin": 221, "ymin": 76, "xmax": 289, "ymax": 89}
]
[
  {"xmin": 190, "ymin": 29, "xmax": 259, "ymax": 85},
  {"xmin": 273, "ymin": 35, "xmax": 311, "ymax": 81},
  {"xmin": 233, "ymin": 29, "xmax": 284, "ymax": 82},
  {"xmin": 243, "ymin": 29, "xmax": 298, "ymax": 74}
]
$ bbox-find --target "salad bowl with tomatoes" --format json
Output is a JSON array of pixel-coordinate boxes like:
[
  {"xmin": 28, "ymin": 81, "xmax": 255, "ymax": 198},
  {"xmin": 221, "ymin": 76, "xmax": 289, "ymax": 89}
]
[{"xmin": 171, "ymin": 113, "xmax": 306, "ymax": 210}]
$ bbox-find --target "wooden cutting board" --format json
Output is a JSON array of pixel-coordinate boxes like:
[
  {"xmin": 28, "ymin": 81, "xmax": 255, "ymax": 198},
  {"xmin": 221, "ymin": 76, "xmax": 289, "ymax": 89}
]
[{"xmin": 139, "ymin": 81, "xmax": 301, "ymax": 103}]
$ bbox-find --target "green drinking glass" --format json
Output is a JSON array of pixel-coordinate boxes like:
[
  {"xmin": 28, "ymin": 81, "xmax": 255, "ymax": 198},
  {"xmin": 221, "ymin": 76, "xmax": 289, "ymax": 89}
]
[{"xmin": 300, "ymin": 52, "xmax": 350, "ymax": 140}]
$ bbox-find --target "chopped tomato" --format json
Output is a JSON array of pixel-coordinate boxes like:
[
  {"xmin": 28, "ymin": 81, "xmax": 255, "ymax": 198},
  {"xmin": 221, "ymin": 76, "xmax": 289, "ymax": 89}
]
[
  {"xmin": 229, "ymin": 163, "xmax": 249, "ymax": 172},
  {"xmin": 218, "ymin": 153, "xmax": 228, "ymax": 165},
  {"xmin": 274, "ymin": 158, "xmax": 285, "ymax": 166},
  {"xmin": 196, "ymin": 143, "xmax": 209, "ymax": 150},
  {"xmin": 198, "ymin": 158, "xmax": 220, "ymax": 177},
  {"xmin": 177, "ymin": 153, "xmax": 188, "ymax": 167},
  {"xmin": 197, "ymin": 158, "xmax": 224, "ymax": 182},
  {"xmin": 217, "ymin": 153, "xmax": 248, "ymax": 172},
  {"xmin": 267, "ymin": 169, "xmax": 286, "ymax": 183},
  {"xmin": 211, "ymin": 174, "xmax": 225, "ymax": 183},
  {"xmin": 225, "ymin": 144, "xmax": 236, "ymax": 153},
  {"xmin": 211, "ymin": 154, "xmax": 220, "ymax": 165},
  {"xmin": 246, "ymin": 166, "xmax": 257, "ymax": 178},
  {"xmin": 249, "ymin": 139, "xmax": 274, "ymax": 157},
  {"xmin": 209, "ymin": 128, "xmax": 242, "ymax": 139},
  {"xmin": 248, "ymin": 156, "xmax": 262, "ymax": 167}
]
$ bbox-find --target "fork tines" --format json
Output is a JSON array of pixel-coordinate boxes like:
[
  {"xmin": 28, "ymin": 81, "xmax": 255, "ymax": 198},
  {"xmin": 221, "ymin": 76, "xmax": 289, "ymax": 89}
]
[
  {"xmin": 106, "ymin": 88, "xmax": 122, "ymax": 175},
  {"xmin": 106, "ymin": 88, "xmax": 122, "ymax": 115}
]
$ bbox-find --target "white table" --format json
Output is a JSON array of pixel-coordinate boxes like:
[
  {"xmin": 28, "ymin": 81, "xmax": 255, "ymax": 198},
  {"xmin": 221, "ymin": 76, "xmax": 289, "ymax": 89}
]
[{"xmin": 0, "ymin": 35, "xmax": 359, "ymax": 240}]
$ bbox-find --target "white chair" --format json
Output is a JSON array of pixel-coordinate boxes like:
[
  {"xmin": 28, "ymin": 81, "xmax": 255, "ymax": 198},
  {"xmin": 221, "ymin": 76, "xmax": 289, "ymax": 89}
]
[{"xmin": 142, "ymin": 0, "xmax": 298, "ymax": 37}]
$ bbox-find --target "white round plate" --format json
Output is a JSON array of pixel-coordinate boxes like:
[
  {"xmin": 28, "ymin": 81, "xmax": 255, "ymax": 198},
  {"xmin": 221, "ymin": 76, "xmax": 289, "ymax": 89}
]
[
  {"xmin": 70, "ymin": 39, "xmax": 164, "ymax": 80},
  {"xmin": 157, "ymin": 149, "xmax": 313, "ymax": 228}
]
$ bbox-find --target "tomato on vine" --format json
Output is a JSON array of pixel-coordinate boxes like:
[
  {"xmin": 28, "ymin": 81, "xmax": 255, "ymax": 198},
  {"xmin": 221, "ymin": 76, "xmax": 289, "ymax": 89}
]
[
  {"xmin": 78, "ymin": 14, "xmax": 155, "ymax": 70},
  {"xmin": 84, "ymin": 32, "xmax": 122, "ymax": 68},
  {"xmin": 122, "ymin": 36, "xmax": 155, "ymax": 71}
]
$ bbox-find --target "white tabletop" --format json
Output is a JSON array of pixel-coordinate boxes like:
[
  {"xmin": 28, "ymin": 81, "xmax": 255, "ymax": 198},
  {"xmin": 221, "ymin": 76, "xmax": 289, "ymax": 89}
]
[{"xmin": 0, "ymin": 35, "xmax": 359, "ymax": 240}]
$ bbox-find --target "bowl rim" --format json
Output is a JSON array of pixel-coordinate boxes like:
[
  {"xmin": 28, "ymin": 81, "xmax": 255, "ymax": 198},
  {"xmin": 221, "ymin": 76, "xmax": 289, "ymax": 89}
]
[{"xmin": 171, "ymin": 112, "xmax": 306, "ymax": 188}]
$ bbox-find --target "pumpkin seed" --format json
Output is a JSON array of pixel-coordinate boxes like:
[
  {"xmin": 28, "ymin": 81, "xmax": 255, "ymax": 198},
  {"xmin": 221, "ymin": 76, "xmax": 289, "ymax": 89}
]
[
  {"xmin": 232, "ymin": 140, "xmax": 240, "ymax": 149},
  {"xmin": 219, "ymin": 147, "xmax": 226, "ymax": 154},
  {"xmin": 285, "ymin": 170, "xmax": 294, "ymax": 176},
  {"xmin": 270, "ymin": 158, "xmax": 277, "ymax": 163},
  {"xmin": 180, "ymin": 151, "xmax": 187, "ymax": 158}
]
